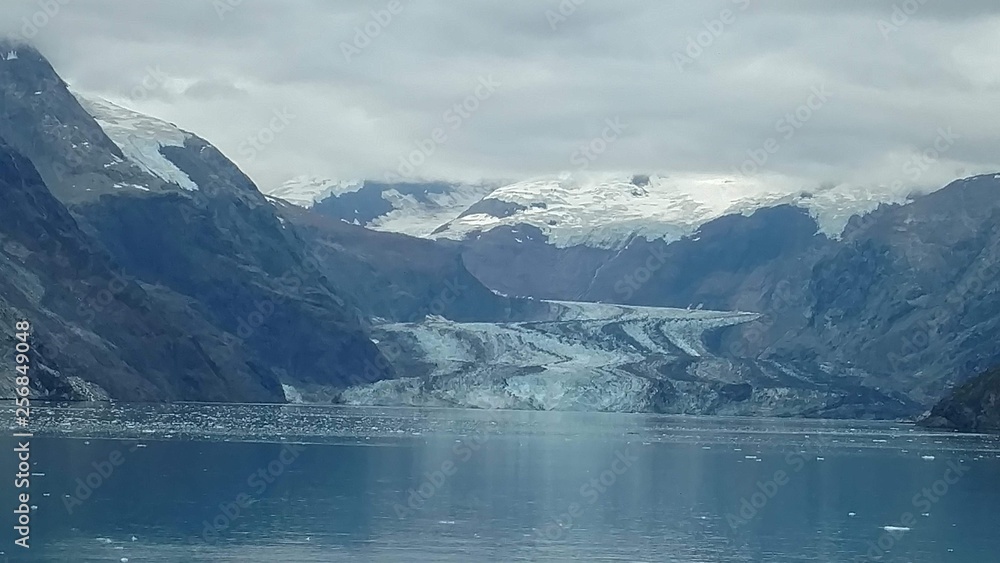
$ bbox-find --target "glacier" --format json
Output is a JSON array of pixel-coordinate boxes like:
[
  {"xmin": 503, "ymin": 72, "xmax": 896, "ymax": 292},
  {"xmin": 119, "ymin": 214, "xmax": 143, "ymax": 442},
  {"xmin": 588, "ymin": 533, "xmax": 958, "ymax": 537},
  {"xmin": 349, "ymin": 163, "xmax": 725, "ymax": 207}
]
[{"xmin": 338, "ymin": 301, "xmax": 871, "ymax": 415}]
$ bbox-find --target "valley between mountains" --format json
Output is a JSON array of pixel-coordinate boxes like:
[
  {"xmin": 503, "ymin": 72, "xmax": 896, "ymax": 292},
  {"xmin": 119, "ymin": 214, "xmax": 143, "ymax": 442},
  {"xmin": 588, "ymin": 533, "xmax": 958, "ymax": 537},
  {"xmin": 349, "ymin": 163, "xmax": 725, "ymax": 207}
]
[{"xmin": 1, "ymin": 41, "xmax": 997, "ymax": 425}]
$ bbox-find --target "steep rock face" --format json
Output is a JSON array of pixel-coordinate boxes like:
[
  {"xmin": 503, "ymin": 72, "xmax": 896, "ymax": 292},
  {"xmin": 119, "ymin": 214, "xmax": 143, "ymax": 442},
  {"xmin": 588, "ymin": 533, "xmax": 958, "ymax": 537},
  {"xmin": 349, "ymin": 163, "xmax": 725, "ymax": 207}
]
[
  {"xmin": 582, "ymin": 205, "xmax": 830, "ymax": 310},
  {"xmin": 270, "ymin": 199, "xmax": 545, "ymax": 324},
  {"xmin": 0, "ymin": 43, "xmax": 391, "ymax": 397},
  {"xmin": 0, "ymin": 43, "xmax": 169, "ymax": 204},
  {"xmin": 75, "ymin": 191, "xmax": 387, "ymax": 389},
  {"xmin": 921, "ymin": 367, "xmax": 1000, "ymax": 433},
  {"xmin": 0, "ymin": 138, "xmax": 280, "ymax": 401},
  {"xmin": 458, "ymin": 224, "xmax": 616, "ymax": 300},
  {"xmin": 773, "ymin": 175, "xmax": 1000, "ymax": 405}
]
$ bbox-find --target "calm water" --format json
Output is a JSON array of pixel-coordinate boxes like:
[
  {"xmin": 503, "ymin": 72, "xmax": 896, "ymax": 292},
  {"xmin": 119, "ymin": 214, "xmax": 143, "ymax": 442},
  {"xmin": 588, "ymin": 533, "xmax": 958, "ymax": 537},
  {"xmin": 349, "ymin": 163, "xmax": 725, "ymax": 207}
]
[{"xmin": 2, "ymin": 404, "xmax": 999, "ymax": 562}]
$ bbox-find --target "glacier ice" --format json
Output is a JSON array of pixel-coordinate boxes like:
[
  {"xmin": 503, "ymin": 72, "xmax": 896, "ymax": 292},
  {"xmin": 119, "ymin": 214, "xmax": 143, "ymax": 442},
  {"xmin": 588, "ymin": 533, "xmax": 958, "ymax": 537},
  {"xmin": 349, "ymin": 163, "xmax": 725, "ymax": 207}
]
[{"xmin": 340, "ymin": 301, "xmax": 762, "ymax": 412}]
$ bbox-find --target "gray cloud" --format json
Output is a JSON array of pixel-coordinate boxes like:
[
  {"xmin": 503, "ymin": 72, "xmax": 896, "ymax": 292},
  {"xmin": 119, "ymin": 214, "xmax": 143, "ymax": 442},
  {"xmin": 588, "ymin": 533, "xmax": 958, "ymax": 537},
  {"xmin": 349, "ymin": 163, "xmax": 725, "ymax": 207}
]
[
  {"xmin": 2, "ymin": 0, "xmax": 999, "ymax": 191},
  {"xmin": 182, "ymin": 78, "xmax": 248, "ymax": 101}
]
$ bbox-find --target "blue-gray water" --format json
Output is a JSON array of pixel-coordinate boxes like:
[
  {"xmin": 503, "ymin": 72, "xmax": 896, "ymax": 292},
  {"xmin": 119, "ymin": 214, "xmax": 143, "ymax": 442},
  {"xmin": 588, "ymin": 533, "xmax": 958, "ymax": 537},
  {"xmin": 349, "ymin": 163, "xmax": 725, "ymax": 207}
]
[{"xmin": 3, "ymin": 404, "xmax": 1000, "ymax": 562}]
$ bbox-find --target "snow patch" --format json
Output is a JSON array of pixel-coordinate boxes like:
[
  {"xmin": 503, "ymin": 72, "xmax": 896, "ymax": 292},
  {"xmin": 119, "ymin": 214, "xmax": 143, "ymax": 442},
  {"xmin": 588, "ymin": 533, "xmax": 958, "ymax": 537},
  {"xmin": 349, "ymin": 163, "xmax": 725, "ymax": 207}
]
[
  {"xmin": 265, "ymin": 175, "xmax": 363, "ymax": 208},
  {"xmin": 72, "ymin": 93, "xmax": 199, "ymax": 191},
  {"xmin": 366, "ymin": 184, "xmax": 497, "ymax": 238},
  {"xmin": 282, "ymin": 384, "xmax": 304, "ymax": 404}
]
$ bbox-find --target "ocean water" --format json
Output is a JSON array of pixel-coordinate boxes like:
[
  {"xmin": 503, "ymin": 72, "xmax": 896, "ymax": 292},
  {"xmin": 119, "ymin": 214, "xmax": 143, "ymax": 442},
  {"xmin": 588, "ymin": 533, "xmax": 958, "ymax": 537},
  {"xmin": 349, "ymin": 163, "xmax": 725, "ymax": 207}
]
[{"xmin": 3, "ymin": 403, "xmax": 1000, "ymax": 562}]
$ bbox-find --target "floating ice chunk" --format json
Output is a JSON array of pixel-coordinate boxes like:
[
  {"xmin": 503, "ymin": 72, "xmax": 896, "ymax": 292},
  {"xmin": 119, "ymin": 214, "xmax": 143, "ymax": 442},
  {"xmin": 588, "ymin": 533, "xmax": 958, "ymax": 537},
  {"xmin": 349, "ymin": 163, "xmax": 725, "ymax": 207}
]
[{"xmin": 281, "ymin": 384, "xmax": 304, "ymax": 404}]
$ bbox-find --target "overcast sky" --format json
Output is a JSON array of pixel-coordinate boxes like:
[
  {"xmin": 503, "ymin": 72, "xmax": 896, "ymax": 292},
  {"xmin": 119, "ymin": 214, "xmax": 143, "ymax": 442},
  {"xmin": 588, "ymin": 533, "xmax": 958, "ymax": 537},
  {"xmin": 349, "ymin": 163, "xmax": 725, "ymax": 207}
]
[{"xmin": 3, "ymin": 0, "xmax": 1000, "ymax": 191}]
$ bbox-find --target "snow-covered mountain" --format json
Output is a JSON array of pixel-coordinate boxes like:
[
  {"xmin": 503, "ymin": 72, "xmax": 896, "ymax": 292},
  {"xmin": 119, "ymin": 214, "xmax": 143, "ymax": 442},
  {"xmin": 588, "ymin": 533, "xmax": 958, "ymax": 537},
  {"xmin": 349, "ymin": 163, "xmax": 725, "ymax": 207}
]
[
  {"xmin": 266, "ymin": 175, "xmax": 364, "ymax": 208},
  {"xmin": 0, "ymin": 43, "xmax": 392, "ymax": 401},
  {"xmin": 270, "ymin": 171, "xmax": 930, "ymax": 250},
  {"xmin": 264, "ymin": 178, "xmax": 495, "ymax": 238},
  {"xmin": 431, "ymin": 172, "xmax": 927, "ymax": 249}
]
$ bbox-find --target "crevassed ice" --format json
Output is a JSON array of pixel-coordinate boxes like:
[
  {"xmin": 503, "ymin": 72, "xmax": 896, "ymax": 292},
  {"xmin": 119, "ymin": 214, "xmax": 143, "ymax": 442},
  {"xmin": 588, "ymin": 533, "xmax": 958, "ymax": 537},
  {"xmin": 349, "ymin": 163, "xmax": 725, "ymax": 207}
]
[{"xmin": 340, "ymin": 301, "xmax": 759, "ymax": 412}]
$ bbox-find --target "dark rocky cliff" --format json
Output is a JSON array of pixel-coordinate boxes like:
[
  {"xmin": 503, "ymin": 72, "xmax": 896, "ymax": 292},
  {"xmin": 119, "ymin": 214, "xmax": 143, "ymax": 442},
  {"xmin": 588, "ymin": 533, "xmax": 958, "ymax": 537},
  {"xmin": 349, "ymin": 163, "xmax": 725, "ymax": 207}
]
[
  {"xmin": 0, "ymin": 42, "xmax": 392, "ymax": 399},
  {"xmin": 921, "ymin": 367, "xmax": 1000, "ymax": 433},
  {"xmin": 0, "ymin": 138, "xmax": 281, "ymax": 401}
]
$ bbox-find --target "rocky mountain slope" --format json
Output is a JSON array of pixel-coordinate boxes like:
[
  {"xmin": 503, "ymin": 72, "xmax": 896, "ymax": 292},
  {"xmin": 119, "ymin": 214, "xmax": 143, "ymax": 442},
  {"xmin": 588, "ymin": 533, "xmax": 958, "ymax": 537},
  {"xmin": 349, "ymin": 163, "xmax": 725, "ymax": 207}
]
[
  {"xmin": 5, "ymin": 42, "xmax": 997, "ymax": 419},
  {"xmin": 0, "ymin": 42, "xmax": 393, "ymax": 399},
  {"xmin": 277, "ymin": 167, "xmax": 1000, "ymax": 416},
  {"xmin": 921, "ymin": 366, "xmax": 1000, "ymax": 433},
  {"xmin": 0, "ymin": 137, "xmax": 279, "ymax": 401}
]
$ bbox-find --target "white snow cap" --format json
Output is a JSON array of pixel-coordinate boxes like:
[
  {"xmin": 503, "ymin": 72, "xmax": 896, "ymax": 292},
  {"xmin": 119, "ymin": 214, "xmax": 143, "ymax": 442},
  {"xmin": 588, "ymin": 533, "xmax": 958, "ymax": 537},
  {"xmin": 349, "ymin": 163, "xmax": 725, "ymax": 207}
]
[
  {"xmin": 71, "ymin": 92, "xmax": 199, "ymax": 191},
  {"xmin": 264, "ymin": 175, "xmax": 363, "ymax": 208},
  {"xmin": 432, "ymin": 172, "xmax": 923, "ymax": 248}
]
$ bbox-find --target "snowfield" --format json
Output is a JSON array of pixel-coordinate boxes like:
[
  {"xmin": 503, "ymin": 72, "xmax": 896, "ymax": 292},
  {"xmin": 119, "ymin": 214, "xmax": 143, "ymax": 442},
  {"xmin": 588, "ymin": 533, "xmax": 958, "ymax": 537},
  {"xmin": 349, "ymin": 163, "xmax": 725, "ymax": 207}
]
[
  {"xmin": 266, "ymin": 175, "xmax": 364, "ymax": 208},
  {"xmin": 271, "ymin": 171, "xmax": 930, "ymax": 250},
  {"xmin": 431, "ymin": 172, "xmax": 923, "ymax": 249},
  {"xmin": 72, "ymin": 92, "xmax": 199, "ymax": 192}
]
